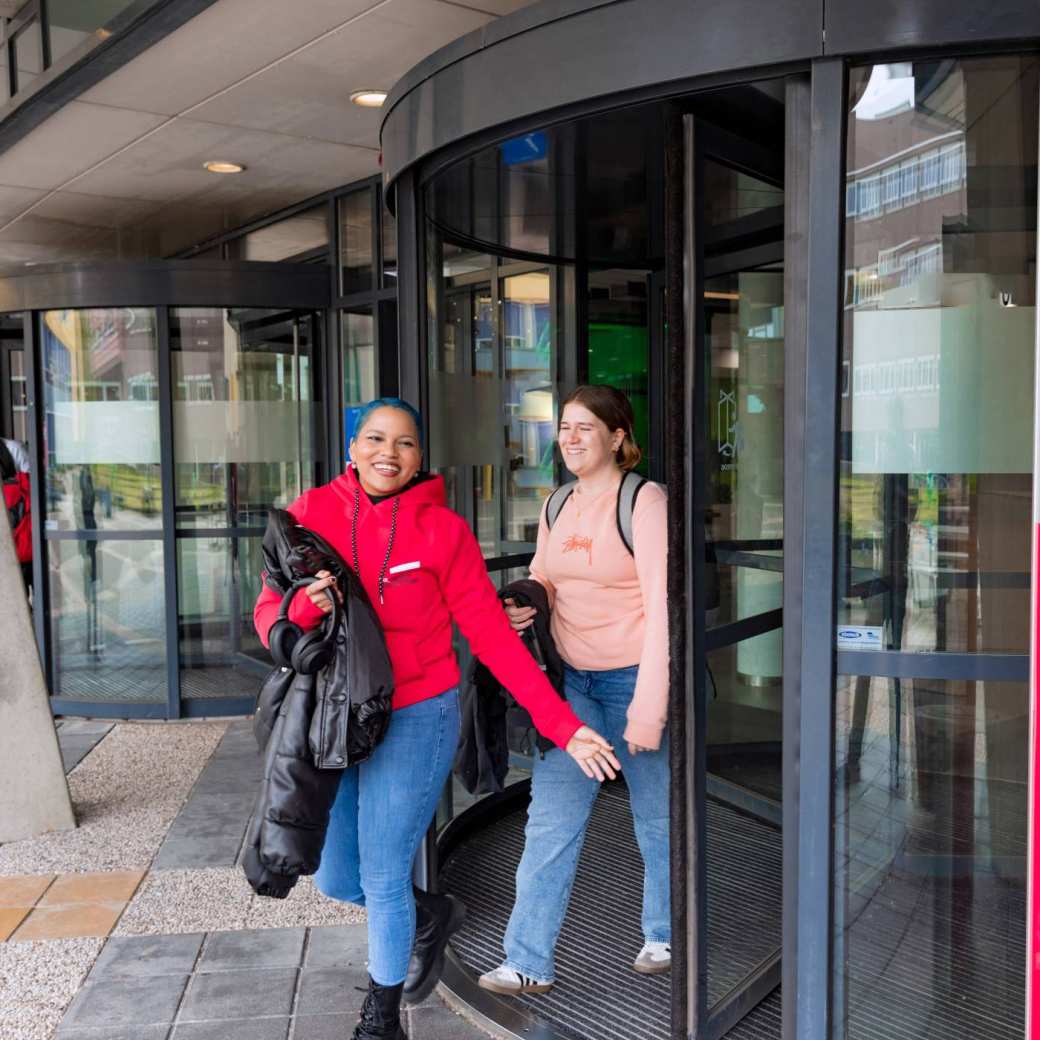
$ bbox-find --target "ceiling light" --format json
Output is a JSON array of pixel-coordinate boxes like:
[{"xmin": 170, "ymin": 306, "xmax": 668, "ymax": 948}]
[
  {"xmin": 203, "ymin": 160, "xmax": 245, "ymax": 174},
  {"xmin": 351, "ymin": 90, "xmax": 387, "ymax": 108}
]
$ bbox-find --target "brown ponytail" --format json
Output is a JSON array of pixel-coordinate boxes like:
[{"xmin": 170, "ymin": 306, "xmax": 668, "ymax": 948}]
[{"xmin": 561, "ymin": 384, "xmax": 643, "ymax": 472}]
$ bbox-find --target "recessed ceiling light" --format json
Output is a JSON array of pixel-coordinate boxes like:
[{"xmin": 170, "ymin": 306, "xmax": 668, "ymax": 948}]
[
  {"xmin": 203, "ymin": 160, "xmax": 245, "ymax": 174},
  {"xmin": 350, "ymin": 90, "xmax": 387, "ymax": 108}
]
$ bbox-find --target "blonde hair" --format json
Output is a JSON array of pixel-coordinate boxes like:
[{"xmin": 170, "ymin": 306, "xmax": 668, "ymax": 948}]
[{"xmin": 562, "ymin": 384, "xmax": 643, "ymax": 472}]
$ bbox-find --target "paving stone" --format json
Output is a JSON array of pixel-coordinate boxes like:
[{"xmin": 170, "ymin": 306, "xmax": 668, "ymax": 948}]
[
  {"xmin": 290, "ymin": 1014, "xmax": 357, "ymax": 1040},
  {"xmin": 178, "ymin": 968, "xmax": 297, "ymax": 1022},
  {"xmin": 56, "ymin": 1024, "xmax": 169, "ymax": 1040},
  {"xmin": 60, "ymin": 974, "xmax": 188, "ymax": 1029},
  {"xmin": 43, "ymin": 870, "xmax": 146, "ymax": 905},
  {"xmin": 90, "ymin": 933, "xmax": 205, "ymax": 978},
  {"xmin": 0, "ymin": 873, "xmax": 54, "ymax": 906},
  {"xmin": 197, "ymin": 927, "xmax": 306, "ymax": 971},
  {"xmin": 0, "ymin": 905, "xmax": 31, "ymax": 939},
  {"xmin": 153, "ymin": 836, "xmax": 246, "ymax": 871},
  {"xmin": 409, "ymin": 1003, "xmax": 493, "ymax": 1039},
  {"xmin": 171, "ymin": 1017, "xmax": 289, "ymax": 1040},
  {"xmin": 304, "ymin": 924, "xmax": 368, "ymax": 968},
  {"xmin": 12, "ymin": 901, "xmax": 126, "ymax": 941},
  {"xmin": 295, "ymin": 967, "xmax": 370, "ymax": 1015}
]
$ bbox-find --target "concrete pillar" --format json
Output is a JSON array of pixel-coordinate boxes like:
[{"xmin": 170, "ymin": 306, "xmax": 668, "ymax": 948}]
[{"xmin": 0, "ymin": 514, "xmax": 75, "ymax": 842}]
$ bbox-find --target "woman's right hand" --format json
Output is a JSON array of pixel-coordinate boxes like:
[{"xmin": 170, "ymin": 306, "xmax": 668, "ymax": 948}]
[
  {"xmin": 504, "ymin": 597, "xmax": 537, "ymax": 632},
  {"xmin": 566, "ymin": 725, "xmax": 621, "ymax": 782},
  {"xmin": 305, "ymin": 570, "xmax": 341, "ymax": 614}
]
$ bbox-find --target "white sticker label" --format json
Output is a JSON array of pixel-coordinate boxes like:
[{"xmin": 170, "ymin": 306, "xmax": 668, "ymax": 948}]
[
  {"xmin": 836, "ymin": 625, "xmax": 883, "ymax": 650},
  {"xmin": 389, "ymin": 561, "xmax": 420, "ymax": 575}
]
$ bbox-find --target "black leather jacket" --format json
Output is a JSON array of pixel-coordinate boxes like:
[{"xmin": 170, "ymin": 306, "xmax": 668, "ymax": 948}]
[
  {"xmin": 454, "ymin": 579, "xmax": 563, "ymax": 795},
  {"xmin": 242, "ymin": 509, "xmax": 395, "ymax": 898}
]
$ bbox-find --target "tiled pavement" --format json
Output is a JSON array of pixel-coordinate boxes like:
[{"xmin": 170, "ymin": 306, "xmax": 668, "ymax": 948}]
[
  {"xmin": 0, "ymin": 870, "xmax": 145, "ymax": 942},
  {"xmin": 57, "ymin": 924, "xmax": 487, "ymax": 1040},
  {"xmin": 33, "ymin": 720, "xmax": 495, "ymax": 1040},
  {"xmin": 56, "ymin": 721, "xmax": 113, "ymax": 774},
  {"xmin": 153, "ymin": 722, "xmax": 262, "ymax": 870}
]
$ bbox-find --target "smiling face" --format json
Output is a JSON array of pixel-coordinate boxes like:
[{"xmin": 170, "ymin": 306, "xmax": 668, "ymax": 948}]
[
  {"xmin": 349, "ymin": 406, "xmax": 422, "ymax": 496},
  {"xmin": 557, "ymin": 401, "xmax": 624, "ymax": 479}
]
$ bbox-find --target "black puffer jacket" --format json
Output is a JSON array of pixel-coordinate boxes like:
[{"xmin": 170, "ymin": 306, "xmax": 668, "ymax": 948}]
[{"xmin": 241, "ymin": 509, "xmax": 395, "ymax": 898}]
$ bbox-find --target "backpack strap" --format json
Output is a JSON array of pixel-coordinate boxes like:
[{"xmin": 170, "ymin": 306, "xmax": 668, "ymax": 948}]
[
  {"xmin": 615, "ymin": 470, "xmax": 648, "ymax": 556},
  {"xmin": 544, "ymin": 481, "xmax": 576, "ymax": 531}
]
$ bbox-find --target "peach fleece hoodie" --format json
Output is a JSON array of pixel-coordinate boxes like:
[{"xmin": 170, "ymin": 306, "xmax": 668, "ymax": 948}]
[{"xmin": 529, "ymin": 478, "xmax": 669, "ymax": 749}]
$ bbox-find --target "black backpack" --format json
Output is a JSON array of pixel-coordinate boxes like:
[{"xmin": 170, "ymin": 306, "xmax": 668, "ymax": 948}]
[{"xmin": 545, "ymin": 470, "xmax": 658, "ymax": 555}]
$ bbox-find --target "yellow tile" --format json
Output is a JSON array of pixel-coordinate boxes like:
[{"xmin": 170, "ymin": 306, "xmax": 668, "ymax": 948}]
[
  {"xmin": 11, "ymin": 902, "xmax": 125, "ymax": 941},
  {"xmin": 40, "ymin": 870, "xmax": 145, "ymax": 907},
  {"xmin": 0, "ymin": 906, "xmax": 31, "ymax": 941},
  {"xmin": 0, "ymin": 875, "xmax": 54, "ymax": 907}
]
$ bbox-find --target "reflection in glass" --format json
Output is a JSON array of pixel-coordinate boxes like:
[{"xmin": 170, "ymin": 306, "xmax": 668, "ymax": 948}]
[
  {"xmin": 42, "ymin": 308, "xmax": 162, "ymax": 532},
  {"xmin": 340, "ymin": 188, "xmax": 373, "ymax": 294},
  {"xmin": 834, "ymin": 675, "xmax": 1026, "ymax": 1037},
  {"xmin": 838, "ymin": 57, "xmax": 1038, "ymax": 655},
  {"xmin": 9, "ymin": 347, "xmax": 27, "ymax": 443},
  {"xmin": 382, "ymin": 202, "xmax": 397, "ymax": 286},
  {"xmin": 48, "ymin": 538, "xmax": 167, "ymax": 702},
  {"xmin": 342, "ymin": 309, "xmax": 376, "ymax": 452},
  {"xmin": 833, "ymin": 55, "xmax": 1037, "ymax": 1040},
  {"xmin": 12, "ymin": 20, "xmax": 42, "ymax": 93},
  {"xmin": 170, "ymin": 308, "xmax": 316, "ymax": 528},
  {"xmin": 227, "ymin": 206, "xmax": 328, "ymax": 262},
  {"xmin": 47, "ymin": 0, "xmax": 138, "ymax": 63},
  {"xmin": 178, "ymin": 536, "xmax": 267, "ymax": 699},
  {"xmin": 587, "ymin": 269, "xmax": 650, "ymax": 473}
]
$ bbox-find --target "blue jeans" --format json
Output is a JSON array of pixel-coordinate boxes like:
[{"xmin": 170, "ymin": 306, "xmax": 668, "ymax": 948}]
[
  {"xmin": 314, "ymin": 688, "xmax": 460, "ymax": 985},
  {"xmin": 503, "ymin": 665, "xmax": 670, "ymax": 982}
]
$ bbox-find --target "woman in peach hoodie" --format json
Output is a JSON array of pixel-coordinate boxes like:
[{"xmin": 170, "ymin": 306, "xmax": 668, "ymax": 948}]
[{"xmin": 479, "ymin": 384, "xmax": 670, "ymax": 995}]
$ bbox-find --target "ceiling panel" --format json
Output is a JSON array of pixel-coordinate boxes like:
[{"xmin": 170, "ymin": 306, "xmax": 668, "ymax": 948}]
[
  {"xmin": 0, "ymin": 102, "xmax": 166, "ymax": 190},
  {"xmin": 66, "ymin": 118, "xmax": 378, "ymax": 201},
  {"xmin": 79, "ymin": 0, "xmax": 387, "ymax": 115},
  {"xmin": 31, "ymin": 190, "xmax": 164, "ymax": 228},
  {"xmin": 190, "ymin": 0, "xmax": 495, "ymax": 146},
  {"xmin": 0, "ymin": 0, "xmax": 545, "ymax": 267}
]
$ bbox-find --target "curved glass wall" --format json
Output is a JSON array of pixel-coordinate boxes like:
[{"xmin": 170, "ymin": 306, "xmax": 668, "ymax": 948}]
[
  {"xmin": 833, "ymin": 55, "xmax": 1038, "ymax": 1040},
  {"xmin": 423, "ymin": 85, "xmax": 791, "ymax": 1039},
  {"xmin": 30, "ymin": 296, "xmax": 322, "ymax": 714}
]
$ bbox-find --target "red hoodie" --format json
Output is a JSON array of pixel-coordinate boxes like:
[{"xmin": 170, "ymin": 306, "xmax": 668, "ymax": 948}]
[{"xmin": 253, "ymin": 467, "xmax": 583, "ymax": 750}]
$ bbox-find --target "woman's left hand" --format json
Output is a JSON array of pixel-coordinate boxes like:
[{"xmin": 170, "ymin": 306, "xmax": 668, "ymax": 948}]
[{"xmin": 627, "ymin": 742, "xmax": 654, "ymax": 756}]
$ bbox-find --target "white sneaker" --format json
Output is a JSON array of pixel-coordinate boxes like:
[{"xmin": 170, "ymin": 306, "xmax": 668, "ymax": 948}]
[
  {"xmin": 633, "ymin": 941, "xmax": 671, "ymax": 974},
  {"xmin": 477, "ymin": 964, "xmax": 554, "ymax": 994}
]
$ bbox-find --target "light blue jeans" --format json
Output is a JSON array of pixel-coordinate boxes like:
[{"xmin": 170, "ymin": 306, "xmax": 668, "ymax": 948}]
[
  {"xmin": 314, "ymin": 687, "xmax": 460, "ymax": 985},
  {"xmin": 503, "ymin": 664, "xmax": 670, "ymax": 982}
]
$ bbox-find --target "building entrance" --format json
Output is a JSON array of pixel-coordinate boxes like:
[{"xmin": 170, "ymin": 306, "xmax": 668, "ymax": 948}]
[{"xmin": 418, "ymin": 81, "xmax": 793, "ymax": 1040}]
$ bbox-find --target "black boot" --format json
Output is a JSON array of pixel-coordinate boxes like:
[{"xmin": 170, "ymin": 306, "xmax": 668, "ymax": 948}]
[
  {"xmin": 402, "ymin": 886, "xmax": 467, "ymax": 1005},
  {"xmin": 352, "ymin": 977, "xmax": 407, "ymax": 1040}
]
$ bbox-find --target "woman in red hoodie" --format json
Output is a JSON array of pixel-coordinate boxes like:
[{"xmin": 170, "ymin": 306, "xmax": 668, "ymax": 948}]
[{"xmin": 253, "ymin": 398, "xmax": 618, "ymax": 1040}]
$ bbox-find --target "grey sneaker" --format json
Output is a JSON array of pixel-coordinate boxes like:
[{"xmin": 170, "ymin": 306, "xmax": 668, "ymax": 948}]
[
  {"xmin": 478, "ymin": 964, "xmax": 554, "ymax": 994},
  {"xmin": 633, "ymin": 941, "xmax": 671, "ymax": 974}
]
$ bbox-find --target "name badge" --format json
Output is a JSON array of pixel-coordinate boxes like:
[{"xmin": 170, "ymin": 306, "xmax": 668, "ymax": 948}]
[{"xmin": 389, "ymin": 561, "xmax": 421, "ymax": 575}]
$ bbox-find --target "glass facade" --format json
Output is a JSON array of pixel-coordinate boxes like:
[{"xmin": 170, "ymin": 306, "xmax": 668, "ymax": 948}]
[{"xmin": 833, "ymin": 55, "xmax": 1038, "ymax": 1039}]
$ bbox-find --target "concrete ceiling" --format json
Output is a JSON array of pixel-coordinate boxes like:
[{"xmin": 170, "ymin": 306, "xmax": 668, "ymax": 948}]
[{"xmin": 0, "ymin": 0, "xmax": 536, "ymax": 271}]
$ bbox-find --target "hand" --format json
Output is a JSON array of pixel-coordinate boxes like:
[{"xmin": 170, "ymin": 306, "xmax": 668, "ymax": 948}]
[
  {"xmin": 627, "ymin": 742, "xmax": 654, "ymax": 756},
  {"xmin": 305, "ymin": 570, "xmax": 341, "ymax": 613},
  {"xmin": 504, "ymin": 597, "xmax": 536, "ymax": 632},
  {"xmin": 565, "ymin": 725, "xmax": 621, "ymax": 781}
]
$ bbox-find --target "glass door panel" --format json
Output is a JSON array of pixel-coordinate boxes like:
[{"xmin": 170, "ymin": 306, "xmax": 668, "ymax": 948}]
[
  {"xmin": 170, "ymin": 307, "xmax": 318, "ymax": 700},
  {"xmin": 833, "ymin": 55, "xmax": 1038, "ymax": 1040},
  {"xmin": 41, "ymin": 307, "xmax": 167, "ymax": 704}
]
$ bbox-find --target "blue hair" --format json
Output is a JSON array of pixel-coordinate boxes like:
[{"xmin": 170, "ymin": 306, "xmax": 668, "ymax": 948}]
[{"xmin": 351, "ymin": 397, "xmax": 424, "ymax": 449}]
